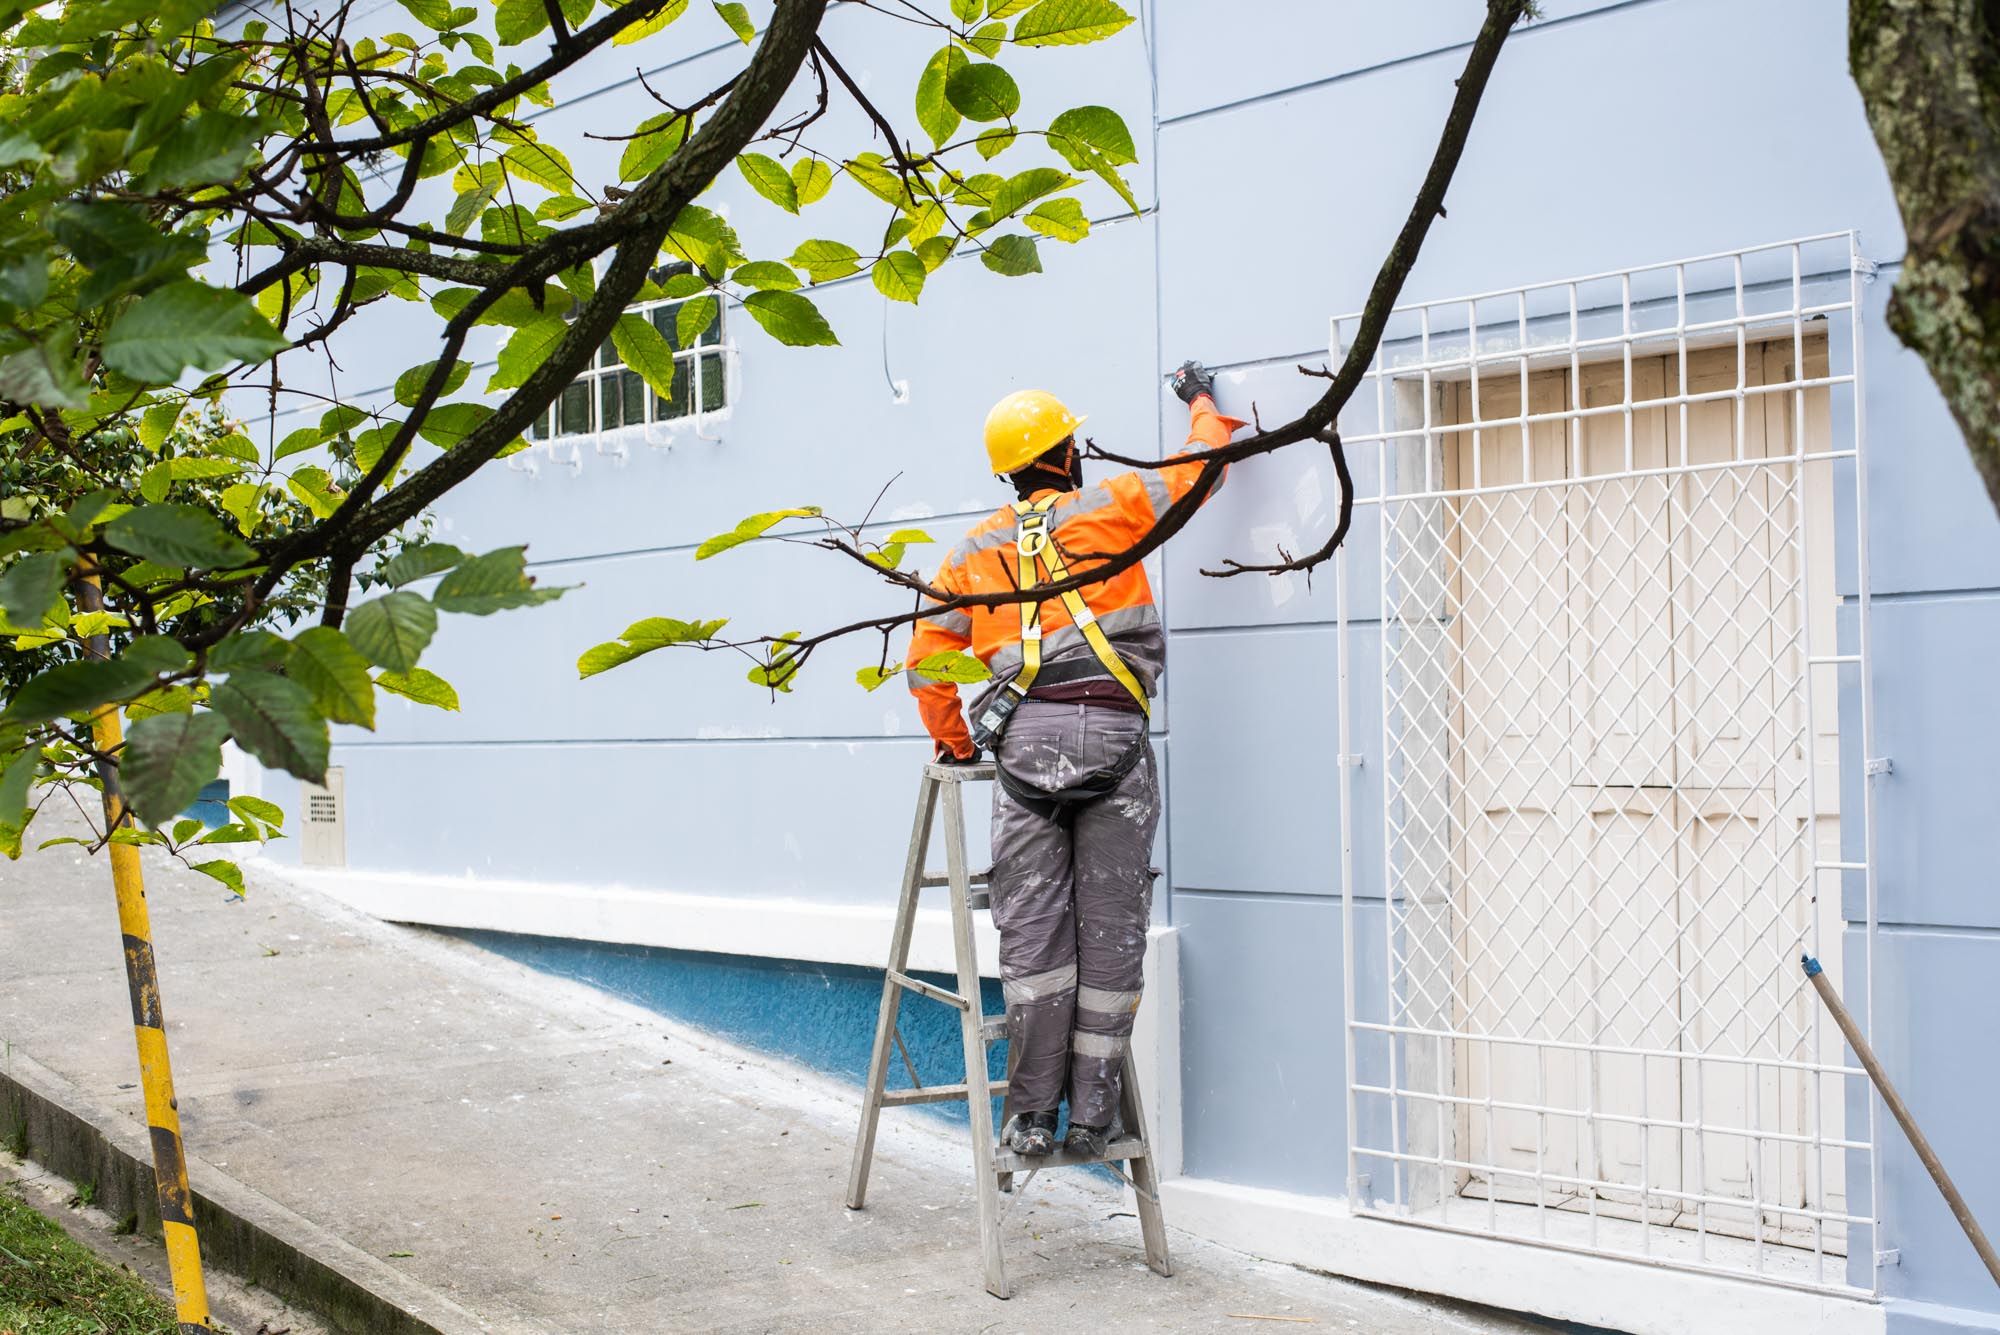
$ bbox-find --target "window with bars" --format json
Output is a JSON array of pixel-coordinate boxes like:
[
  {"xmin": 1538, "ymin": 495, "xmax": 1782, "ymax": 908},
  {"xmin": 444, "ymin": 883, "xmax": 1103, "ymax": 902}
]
[{"xmin": 527, "ymin": 278, "xmax": 726, "ymax": 441}]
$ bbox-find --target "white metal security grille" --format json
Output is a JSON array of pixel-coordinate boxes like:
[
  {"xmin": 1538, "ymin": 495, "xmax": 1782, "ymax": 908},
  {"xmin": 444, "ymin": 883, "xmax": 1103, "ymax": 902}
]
[{"xmin": 1333, "ymin": 234, "xmax": 1880, "ymax": 1295}]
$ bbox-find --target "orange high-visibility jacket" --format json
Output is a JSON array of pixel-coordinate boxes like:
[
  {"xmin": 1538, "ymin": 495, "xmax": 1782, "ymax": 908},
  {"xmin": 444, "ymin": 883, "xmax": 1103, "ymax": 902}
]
[{"xmin": 908, "ymin": 397, "xmax": 1247, "ymax": 758}]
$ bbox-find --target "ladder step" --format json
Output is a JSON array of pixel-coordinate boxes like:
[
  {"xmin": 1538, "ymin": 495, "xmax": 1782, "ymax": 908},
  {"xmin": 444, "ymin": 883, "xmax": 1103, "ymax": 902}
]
[
  {"xmin": 991, "ymin": 1135, "xmax": 1148, "ymax": 1175},
  {"xmin": 881, "ymin": 1080, "xmax": 1009, "ymax": 1108},
  {"xmin": 918, "ymin": 870, "xmax": 993, "ymax": 888},
  {"xmin": 886, "ymin": 970, "xmax": 968, "ymax": 1010}
]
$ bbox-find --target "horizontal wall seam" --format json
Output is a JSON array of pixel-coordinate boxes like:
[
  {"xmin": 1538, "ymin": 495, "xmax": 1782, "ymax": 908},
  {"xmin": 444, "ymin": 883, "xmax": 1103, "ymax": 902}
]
[
  {"xmin": 1171, "ymin": 887, "xmax": 1349, "ymax": 906},
  {"xmin": 333, "ymin": 730, "xmax": 1171, "ymax": 750}
]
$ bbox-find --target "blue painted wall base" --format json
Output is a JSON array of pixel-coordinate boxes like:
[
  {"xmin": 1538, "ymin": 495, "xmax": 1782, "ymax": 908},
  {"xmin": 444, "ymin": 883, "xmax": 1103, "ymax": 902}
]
[{"xmin": 453, "ymin": 929, "xmax": 1008, "ymax": 1131}]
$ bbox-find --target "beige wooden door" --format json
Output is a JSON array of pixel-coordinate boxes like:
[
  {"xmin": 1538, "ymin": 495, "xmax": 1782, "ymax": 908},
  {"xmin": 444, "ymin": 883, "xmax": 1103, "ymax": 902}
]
[{"xmin": 1440, "ymin": 341, "xmax": 1843, "ymax": 1246}]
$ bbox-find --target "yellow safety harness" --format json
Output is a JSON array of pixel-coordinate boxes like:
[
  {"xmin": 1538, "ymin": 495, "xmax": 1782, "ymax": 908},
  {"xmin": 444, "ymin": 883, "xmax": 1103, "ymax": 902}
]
[{"xmin": 1010, "ymin": 495, "xmax": 1150, "ymax": 714}]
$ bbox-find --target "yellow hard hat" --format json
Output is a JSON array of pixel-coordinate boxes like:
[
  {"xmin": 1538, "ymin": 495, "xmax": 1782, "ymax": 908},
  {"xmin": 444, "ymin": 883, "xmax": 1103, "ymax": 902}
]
[{"xmin": 983, "ymin": 389, "xmax": 1085, "ymax": 475}]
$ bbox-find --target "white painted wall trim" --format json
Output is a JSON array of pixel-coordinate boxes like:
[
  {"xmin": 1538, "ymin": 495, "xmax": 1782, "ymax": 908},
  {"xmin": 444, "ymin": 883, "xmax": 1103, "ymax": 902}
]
[
  {"xmin": 1159, "ymin": 1178, "xmax": 1884, "ymax": 1335},
  {"xmin": 253, "ymin": 862, "xmax": 1002, "ymax": 977}
]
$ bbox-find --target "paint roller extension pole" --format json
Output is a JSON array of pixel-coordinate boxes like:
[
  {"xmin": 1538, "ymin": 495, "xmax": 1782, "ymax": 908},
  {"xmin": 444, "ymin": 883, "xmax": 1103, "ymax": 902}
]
[{"xmin": 1802, "ymin": 954, "xmax": 2000, "ymax": 1287}]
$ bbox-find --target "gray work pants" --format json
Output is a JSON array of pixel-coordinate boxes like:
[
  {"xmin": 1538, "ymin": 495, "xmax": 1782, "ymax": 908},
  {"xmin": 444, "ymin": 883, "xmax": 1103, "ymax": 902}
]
[{"xmin": 989, "ymin": 700, "xmax": 1159, "ymax": 1130}]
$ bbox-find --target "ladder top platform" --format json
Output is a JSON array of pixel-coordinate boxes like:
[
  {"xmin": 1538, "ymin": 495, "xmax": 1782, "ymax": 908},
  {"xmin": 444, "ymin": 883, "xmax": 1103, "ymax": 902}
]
[{"xmin": 923, "ymin": 760, "xmax": 996, "ymax": 783}]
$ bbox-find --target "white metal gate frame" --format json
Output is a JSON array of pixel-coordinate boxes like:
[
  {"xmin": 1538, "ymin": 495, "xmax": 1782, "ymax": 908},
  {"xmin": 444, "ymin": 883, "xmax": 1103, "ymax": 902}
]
[{"xmin": 1332, "ymin": 232, "xmax": 1882, "ymax": 1297}]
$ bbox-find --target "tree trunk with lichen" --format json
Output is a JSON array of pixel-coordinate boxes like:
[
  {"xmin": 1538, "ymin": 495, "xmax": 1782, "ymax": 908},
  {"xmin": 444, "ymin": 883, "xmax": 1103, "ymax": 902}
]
[{"xmin": 1852, "ymin": 0, "xmax": 2000, "ymax": 515}]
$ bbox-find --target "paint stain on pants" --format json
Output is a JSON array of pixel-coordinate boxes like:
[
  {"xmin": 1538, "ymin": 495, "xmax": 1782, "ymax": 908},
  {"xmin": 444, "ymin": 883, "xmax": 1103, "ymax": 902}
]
[{"xmin": 990, "ymin": 700, "xmax": 1158, "ymax": 1129}]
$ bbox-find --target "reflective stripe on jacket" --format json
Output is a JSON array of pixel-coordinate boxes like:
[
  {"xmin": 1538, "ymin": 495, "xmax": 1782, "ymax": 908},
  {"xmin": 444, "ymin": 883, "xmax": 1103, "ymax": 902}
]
[{"xmin": 908, "ymin": 397, "xmax": 1247, "ymax": 757}]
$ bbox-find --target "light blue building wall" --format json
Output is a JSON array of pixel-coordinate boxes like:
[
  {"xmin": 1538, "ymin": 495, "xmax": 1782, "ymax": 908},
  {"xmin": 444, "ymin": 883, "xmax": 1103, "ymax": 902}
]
[{"xmin": 246, "ymin": 2, "xmax": 2000, "ymax": 1330}]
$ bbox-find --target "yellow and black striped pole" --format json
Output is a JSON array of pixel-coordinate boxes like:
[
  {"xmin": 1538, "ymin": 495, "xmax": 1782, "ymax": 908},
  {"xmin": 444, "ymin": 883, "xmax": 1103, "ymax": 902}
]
[{"xmin": 76, "ymin": 575, "xmax": 212, "ymax": 1332}]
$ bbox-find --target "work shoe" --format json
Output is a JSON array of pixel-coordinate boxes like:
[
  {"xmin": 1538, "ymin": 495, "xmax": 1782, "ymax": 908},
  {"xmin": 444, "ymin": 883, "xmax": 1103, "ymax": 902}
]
[
  {"xmin": 1063, "ymin": 1122, "xmax": 1111, "ymax": 1159},
  {"xmin": 1007, "ymin": 1110, "xmax": 1059, "ymax": 1156}
]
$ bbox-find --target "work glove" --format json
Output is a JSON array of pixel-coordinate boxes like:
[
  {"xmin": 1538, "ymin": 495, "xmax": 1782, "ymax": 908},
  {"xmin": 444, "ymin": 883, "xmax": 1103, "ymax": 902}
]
[
  {"xmin": 1170, "ymin": 359, "xmax": 1217, "ymax": 405},
  {"xmin": 936, "ymin": 742, "xmax": 983, "ymax": 765}
]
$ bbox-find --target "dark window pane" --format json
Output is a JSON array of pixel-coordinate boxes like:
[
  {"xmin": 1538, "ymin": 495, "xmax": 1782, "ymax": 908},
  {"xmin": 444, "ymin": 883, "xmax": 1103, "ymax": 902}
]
[
  {"xmin": 529, "ymin": 406, "xmax": 549, "ymax": 441},
  {"xmin": 654, "ymin": 356, "xmax": 690, "ymax": 420},
  {"xmin": 621, "ymin": 369, "xmax": 646, "ymax": 424},
  {"xmin": 599, "ymin": 334, "xmax": 619, "ymax": 369},
  {"xmin": 560, "ymin": 380, "xmax": 591, "ymax": 436},
  {"xmin": 599, "ymin": 373, "xmax": 624, "ymax": 429},
  {"xmin": 699, "ymin": 352, "xmax": 725, "ymax": 412},
  {"xmin": 651, "ymin": 303, "xmax": 683, "ymax": 353}
]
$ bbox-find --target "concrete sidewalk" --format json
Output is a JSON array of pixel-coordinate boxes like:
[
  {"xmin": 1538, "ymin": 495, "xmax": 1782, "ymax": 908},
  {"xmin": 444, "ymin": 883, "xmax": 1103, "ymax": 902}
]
[{"xmin": 0, "ymin": 816, "xmax": 1549, "ymax": 1335}]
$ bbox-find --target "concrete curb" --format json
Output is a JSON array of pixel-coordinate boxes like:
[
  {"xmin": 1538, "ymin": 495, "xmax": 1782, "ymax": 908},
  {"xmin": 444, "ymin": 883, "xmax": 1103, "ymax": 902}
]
[{"xmin": 0, "ymin": 1049, "xmax": 489, "ymax": 1335}]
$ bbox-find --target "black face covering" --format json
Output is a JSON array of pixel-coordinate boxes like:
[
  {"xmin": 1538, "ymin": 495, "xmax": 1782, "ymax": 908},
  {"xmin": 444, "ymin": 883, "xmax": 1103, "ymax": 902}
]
[{"xmin": 1009, "ymin": 436, "xmax": 1080, "ymax": 499}]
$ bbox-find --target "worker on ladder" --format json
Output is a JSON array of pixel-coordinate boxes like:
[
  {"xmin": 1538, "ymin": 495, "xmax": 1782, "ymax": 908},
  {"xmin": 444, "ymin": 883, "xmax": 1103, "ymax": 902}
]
[{"xmin": 906, "ymin": 361, "xmax": 1246, "ymax": 1160}]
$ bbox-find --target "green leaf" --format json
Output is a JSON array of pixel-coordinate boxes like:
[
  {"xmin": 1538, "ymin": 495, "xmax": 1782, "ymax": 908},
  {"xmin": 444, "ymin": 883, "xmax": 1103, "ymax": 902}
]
[
  {"xmin": 965, "ymin": 20, "xmax": 1005, "ymax": 57},
  {"xmin": 788, "ymin": 239, "xmax": 862, "ymax": 283},
  {"xmin": 172, "ymin": 818, "xmax": 206, "ymax": 845},
  {"xmin": 433, "ymin": 547, "xmax": 567, "ymax": 614},
  {"xmin": 975, "ymin": 126, "xmax": 1016, "ymax": 159},
  {"xmin": 381, "ymin": 542, "xmax": 466, "ymax": 587},
  {"xmin": 981, "ymin": 234, "xmax": 1043, "ymax": 276},
  {"xmin": 138, "ymin": 112, "xmax": 265, "ymax": 191},
  {"xmin": 0, "ymin": 343, "xmax": 88, "ymax": 410},
  {"xmin": 347, "ymin": 591, "xmax": 437, "ymax": 671},
  {"xmin": 488, "ymin": 315, "xmax": 569, "ymax": 392},
  {"xmin": 286, "ymin": 467, "xmax": 343, "ymax": 520},
  {"xmin": 287, "ymin": 626, "xmax": 376, "ymax": 729},
  {"xmin": 211, "ymin": 671, "xmax": 329, "ymax": 782},
  {"xmin": 613, "ymin": 0, "xmax": 688, "ymax": 45},
  {"xmin": 988, "ymin": 0, "xmax": 1036, "ymax": 13},
  {"xmin": 889, "ymin": 527, "xmax": 935, "ymax": 544},
  {"xmin": 0, "ymin": 553, "xmax": 65, "ymax": 630},
  {"xmin": 576, "ymin": 616, "xmax": 729, "ymax": 678},
  {"xmin": 124, "ymin": 636, "xmax": 193, "ymax": 677},
  {"xmin": 273, "ymin": 427, "xmax": 322, "ymax": 462},
  {"xmin": 1047, "ymin": 104, "xmax": 1137, "ymax": 166},
  {"xmin": 494, "ymin": 0, "xmax": 548, "ymax": 44},
  {"xmin": 0, "ymin": 747, "xmax": 40, "ymax": 858},
  {"xmin": 398, "ymin": 0, "xmax": 452, "ymax": 24},
  {"xmin": 791, "ymin": 158, "xmax": 833, "ymax": 206},
  {"xmin": 872, "ymin": 251, "xmax": 928, "ymax": 304},
  {"xmin": 102, "ymin": 281, "xmax": 288, "ymax": 383},
  {"xmin": 730, "ymin": 261, "xmax": 800, "ymax": 291},
  {"xmin": 221, "ymin": 485, "xmax": 264, "ymax": 535},
  {"xmin": 856, "ymin": 665, "xmax": 902, "ymax": 692},
  {"xmin": 663, "ymin": 205, "xmax": 744, "ymax": 277},
  {"xmin": 138, "ymin": 460, "xmax": 171, "ymax": 503},
  {"xmin": 913, "ymin": 650, "xmax": 991, "ymax": 684},
  {"xmin": 695, "ymin": 508, "xmax": 819, "ymax": 560},
  {"xmin": 611, "ymin": 313, "xmax": 677, "ymax": 400},
  {"xmin": 620, "ymin": 111, "xmax": 688, "ymax": 182},
  {"xmin": 229, "ymin": 795, "xmax": 287, "ymax": 832},
  {"xmin": 945, "ymin": 60, "xmax": 1020, "ymax": 122},
  {"xmin": 138, "ymin": 400, "xmax": 183, "ymax": 450},
  {"xmin": 1012, "ymin": 0, "xmax": 1133, "ymax": 45},
  {"xmin": 394, "ymin": 359, "xmax": 471, "ymax": 407},
  {"xmin": 210, "ymin": 630, "xmax": 290, "ymax": 673},
  {"xmin": 1026, "ymin": 196, "xmax": 1090, "ymax": 242},
  {"xmin": 375, "ymin": 667, "xmax": 461, "ymax": 710},
  {"xmin": 712, "ymin": 0, "xmax": 753, "ymax": 42},
  {"xmin": 676, "ymin": 296, "xmax": 719, "ymax": 350},
  {"xmin": 742, "ymin": 290, "xmax": 839, "ymax": 346},
  {"xmin": 190, "ymin": 859, "xmax": 246, "ymax": 896},
  {"xmin": 976, "ymin": 166, "xmax": 1078, "ymax": 225},
  {"xmin": 127, "ymin": 686, "xmax": 195, "ymax": 722},
  {"xmin": 120, "ymin": 710, "xmax": 230, "ymax": 826},
  {"xmin": 915, "ymin": 45, "xmax": 967, "ymax": 148},
  {"xmin": 3, "ymin": 658, "xmax": 154, "ymax": 724},
  {"xmin": 166, "ymin": 457, "xmax": 243, "ymax": 482},
  {"xmin": 500, "ymin": 141, "xmax": 575, "ymax": 193},
  {"xmin": 949, "ymin": 0, "xmax": 982, "ymax": 19},
  {"xmin": 418, "ymin": 404, "xmax": 521, "ymax": 458},
  {"xmin": 106, "ymin": 505, "xmax": 256, "ymax": 570},
  {"xmin": 736, "ymin": 153, "xmax": 798, "ymax": 213}
]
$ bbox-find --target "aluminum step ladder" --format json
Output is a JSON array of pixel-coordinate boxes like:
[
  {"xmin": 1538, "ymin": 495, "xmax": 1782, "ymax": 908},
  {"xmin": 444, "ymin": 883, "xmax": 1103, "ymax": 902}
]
[{"xmin": 844, "ymin": 759, "xmax": 1173, "ymax": 1299}]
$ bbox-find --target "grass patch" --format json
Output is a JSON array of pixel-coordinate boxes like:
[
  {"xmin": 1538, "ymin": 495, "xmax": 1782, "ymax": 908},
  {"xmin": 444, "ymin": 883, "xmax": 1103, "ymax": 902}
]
[{"xmin": 0, "ymin": 1182, "xmax": 177, "ymax": 1334}]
